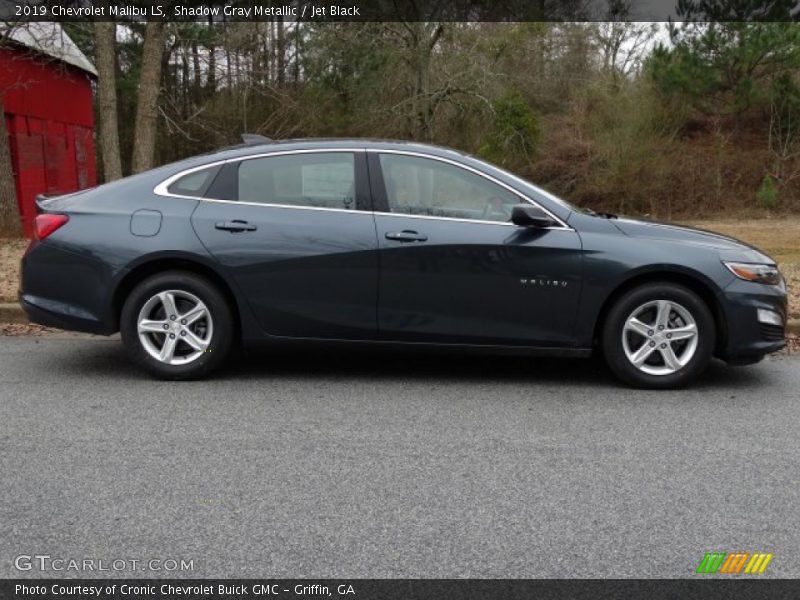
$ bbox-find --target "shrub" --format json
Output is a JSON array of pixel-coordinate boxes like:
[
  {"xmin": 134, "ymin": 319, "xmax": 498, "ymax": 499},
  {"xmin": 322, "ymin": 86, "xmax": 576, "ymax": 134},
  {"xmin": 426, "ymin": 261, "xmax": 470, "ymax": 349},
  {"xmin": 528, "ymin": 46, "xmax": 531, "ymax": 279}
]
[
  {"xmin": 477, "ymin": 90, "xmax": 540, "ymax": 166},
  {"xmin": 756, "ymin": 174, "xmax": 779, "ymax": 209}
]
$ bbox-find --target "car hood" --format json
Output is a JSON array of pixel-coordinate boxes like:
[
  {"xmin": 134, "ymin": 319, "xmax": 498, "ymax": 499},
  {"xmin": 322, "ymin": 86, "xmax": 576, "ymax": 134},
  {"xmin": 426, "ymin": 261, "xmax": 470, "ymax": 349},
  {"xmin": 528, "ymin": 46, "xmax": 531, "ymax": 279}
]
[{"xmin": 610, "ymin": 217, "xmax": 774, "ymax": 262}]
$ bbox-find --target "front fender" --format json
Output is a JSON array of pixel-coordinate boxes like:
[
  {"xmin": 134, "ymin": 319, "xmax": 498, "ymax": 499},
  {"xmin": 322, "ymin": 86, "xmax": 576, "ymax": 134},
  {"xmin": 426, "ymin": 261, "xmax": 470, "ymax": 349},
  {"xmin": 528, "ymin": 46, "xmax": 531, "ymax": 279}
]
[{"xmin": 572, "ymin": 227, "xmax": 734, "ymax": 348}]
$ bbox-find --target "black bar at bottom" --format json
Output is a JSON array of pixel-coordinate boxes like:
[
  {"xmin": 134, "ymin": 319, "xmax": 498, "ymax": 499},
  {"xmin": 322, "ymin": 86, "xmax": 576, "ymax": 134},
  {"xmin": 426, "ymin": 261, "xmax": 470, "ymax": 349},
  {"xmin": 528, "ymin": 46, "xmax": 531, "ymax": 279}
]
[{"xmin": 2, "ymin": 579, "xmax": 800, "ymax": 600}]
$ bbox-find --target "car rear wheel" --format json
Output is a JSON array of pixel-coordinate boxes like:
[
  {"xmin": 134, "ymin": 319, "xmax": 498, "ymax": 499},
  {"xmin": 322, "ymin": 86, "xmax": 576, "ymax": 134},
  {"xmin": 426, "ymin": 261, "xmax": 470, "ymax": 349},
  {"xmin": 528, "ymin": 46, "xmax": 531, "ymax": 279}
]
[
  {"xmin": 602, "ymin": 283, "xmax": 715, "ymax": 389},
  {"xmin": 120, "ymin": 271, "xmax": 234, "ymax": 380}
]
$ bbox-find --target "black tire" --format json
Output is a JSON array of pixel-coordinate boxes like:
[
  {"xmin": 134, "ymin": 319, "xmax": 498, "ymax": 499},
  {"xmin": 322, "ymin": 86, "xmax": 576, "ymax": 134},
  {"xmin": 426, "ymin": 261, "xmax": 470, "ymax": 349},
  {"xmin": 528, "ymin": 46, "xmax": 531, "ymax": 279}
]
[
  {"xmin": 120, "ymin": 271, "xmax": 234, "ymax": 380},
  {"xmin": 601, "ymin": 283, "xmax": 715, "ymax": 389}
]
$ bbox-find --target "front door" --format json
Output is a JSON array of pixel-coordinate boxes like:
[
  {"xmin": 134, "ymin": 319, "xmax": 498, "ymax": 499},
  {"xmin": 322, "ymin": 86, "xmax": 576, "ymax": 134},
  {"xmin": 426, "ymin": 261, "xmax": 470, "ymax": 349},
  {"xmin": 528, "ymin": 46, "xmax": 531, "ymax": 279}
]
[
  {"xmin": 370, "ymin": 152, "xmax": 583, "ymax": 346},
  {"xmin": 191, "ymin": 150, "xmax": 379, "ymax": 340}
]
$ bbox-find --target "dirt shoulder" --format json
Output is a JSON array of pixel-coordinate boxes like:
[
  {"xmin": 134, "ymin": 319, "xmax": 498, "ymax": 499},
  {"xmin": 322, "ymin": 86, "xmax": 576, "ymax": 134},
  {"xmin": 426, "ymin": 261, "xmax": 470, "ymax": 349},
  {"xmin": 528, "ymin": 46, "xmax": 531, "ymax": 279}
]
[{"xmin": 0, "ymin": 239, "xmax": 27, "ymax": 303}]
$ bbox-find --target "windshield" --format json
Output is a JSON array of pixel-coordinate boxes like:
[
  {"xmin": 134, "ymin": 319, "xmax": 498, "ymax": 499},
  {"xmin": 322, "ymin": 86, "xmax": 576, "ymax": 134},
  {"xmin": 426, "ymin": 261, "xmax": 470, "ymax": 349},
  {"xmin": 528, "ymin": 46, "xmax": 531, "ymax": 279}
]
[{"xmin": 464, "ymin": 154, "xmax": 586, "ymax": 214}]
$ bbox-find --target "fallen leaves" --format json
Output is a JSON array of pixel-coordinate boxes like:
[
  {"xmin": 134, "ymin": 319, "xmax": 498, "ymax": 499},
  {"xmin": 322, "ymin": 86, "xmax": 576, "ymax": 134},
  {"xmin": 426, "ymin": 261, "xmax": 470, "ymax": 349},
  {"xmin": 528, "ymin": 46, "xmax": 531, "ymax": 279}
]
[
  {"xmin": 0, "ymin": 238, "xmax": 28, "ymax": 302},
  {"xmin": 0, "ymin": 323, "xmax": 62, "ymax": 336}
]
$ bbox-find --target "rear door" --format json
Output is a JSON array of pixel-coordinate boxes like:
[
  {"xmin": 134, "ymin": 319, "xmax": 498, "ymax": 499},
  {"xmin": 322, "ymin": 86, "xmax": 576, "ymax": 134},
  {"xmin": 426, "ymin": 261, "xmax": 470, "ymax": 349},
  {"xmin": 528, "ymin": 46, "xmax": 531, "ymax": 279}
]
[
  {"xmin": 369, "ymin": 151, "xmax": 583, "ymax": 346},
  {"xmin": 190, "ymin": 150, "xmax": 379, "ymax": 340}
]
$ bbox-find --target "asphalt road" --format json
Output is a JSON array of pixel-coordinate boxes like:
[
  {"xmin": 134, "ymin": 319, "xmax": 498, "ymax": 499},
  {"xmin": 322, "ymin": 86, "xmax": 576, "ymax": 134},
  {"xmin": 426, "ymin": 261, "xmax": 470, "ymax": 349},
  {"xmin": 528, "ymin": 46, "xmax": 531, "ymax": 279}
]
[{"xmin": 1, "ymin": 336, "xmax": 798, "ymax": 579}]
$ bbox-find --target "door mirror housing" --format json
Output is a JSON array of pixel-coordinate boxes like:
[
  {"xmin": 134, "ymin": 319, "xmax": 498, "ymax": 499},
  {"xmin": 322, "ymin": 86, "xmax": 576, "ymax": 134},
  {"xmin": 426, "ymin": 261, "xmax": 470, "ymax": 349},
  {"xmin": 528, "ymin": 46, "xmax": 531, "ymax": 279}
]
[{"xmin": 511, "ymin": 204, "xmax": 558, "ymax": 228}]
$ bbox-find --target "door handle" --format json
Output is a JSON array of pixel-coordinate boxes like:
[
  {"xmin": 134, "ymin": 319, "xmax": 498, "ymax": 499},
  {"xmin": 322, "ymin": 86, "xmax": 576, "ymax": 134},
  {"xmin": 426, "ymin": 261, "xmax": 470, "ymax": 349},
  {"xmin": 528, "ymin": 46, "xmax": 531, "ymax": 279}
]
[
  {"xmin": 215, "ymin": 220, "xmax": 257, "ymax": 232},
  {"xmin": 385, "ymin": 230, "xmax": 428, "ymax": 242}
]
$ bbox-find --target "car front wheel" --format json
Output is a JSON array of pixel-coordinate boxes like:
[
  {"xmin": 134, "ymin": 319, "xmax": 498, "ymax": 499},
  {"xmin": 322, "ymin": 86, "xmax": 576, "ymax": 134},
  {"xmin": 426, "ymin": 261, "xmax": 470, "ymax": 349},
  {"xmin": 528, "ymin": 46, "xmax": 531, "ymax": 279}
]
[
  {"xmin": 602, "ymin": 283, "xmax": 715, "ymax": 389},
  {"xmin": 120, "ymin": 271, "xmax": 234, "ymax": 379}
]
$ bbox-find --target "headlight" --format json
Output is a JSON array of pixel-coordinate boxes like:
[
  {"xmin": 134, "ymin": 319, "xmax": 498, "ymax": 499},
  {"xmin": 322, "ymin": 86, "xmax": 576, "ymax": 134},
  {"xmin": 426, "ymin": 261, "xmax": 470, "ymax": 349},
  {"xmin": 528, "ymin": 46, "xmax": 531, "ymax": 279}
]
[{"xmin": 723, "ymin": 261, "xmax": 782, "ymax": 285}]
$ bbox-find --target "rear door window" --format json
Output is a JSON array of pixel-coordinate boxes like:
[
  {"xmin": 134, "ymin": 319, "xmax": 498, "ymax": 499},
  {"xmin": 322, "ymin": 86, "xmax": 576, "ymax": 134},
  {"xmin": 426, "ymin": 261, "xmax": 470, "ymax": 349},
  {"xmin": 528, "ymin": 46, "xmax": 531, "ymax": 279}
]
[{"xmin": 237, "ymin": 153, "xmax": 356, "ymax": 210}]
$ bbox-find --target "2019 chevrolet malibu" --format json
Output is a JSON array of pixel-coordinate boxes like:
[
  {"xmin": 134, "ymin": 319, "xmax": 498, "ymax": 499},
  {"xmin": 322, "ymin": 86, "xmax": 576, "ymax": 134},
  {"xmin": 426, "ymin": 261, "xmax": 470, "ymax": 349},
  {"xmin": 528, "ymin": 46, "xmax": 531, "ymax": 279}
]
[{"xmin": 20, "ymin": 138, "xmax": 787, "ymax": 388}]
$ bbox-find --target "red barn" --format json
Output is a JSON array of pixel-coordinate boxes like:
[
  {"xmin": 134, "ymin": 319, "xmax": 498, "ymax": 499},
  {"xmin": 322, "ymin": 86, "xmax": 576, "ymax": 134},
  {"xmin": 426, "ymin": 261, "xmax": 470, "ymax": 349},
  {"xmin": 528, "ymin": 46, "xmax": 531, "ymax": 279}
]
[{"xmin": 1, "ymin": 23, "xmax": 97, "ymax": 237}]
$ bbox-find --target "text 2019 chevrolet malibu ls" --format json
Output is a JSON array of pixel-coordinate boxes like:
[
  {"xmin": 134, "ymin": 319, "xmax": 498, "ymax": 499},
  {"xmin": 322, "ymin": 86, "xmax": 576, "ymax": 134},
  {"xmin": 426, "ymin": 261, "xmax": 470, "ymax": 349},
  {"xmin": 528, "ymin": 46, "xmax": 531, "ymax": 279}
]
[{"xmin": 20, "ymin": 138, "xmax": 787, "ymax": 388}]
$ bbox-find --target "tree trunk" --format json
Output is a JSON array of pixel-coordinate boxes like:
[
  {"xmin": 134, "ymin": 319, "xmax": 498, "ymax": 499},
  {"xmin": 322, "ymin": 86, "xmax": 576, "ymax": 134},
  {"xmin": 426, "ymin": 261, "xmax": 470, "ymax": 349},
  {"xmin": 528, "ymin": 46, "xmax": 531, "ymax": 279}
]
[
  {"xmin": 131, "ymin": 21, "xmax": 166, "ymax": 174},
  {"xmin": 234, "ymin": 50, "xmax": 240, "ymax": 88},
  {"xmin": 207, "ymin": 18, "xmax": 216, "ymax": 93},
  {"xmin": 255, "ymin": 22, "xmax": 263, "ymax": 86},
  {"xmin": 293, "ymin": 24, "xmax": 301, "ymax": 83},
  {"xmin": 224, "ymin": 23, "xmax": 232, "ymax": 88},
  {"xmin": 191, "ymin": 40, "xmax": 201, "ymax": 102},
  {"xmin": 405, "ymin": 23, "xmax": 443, "ymax": 141},
  {"xmin": 276, "ymin": 17, "xmax": 285, "ymax": 84},
  {"xmin": 414, "ymin": 48, "xmax": 433, "ymax": 140},
  {"xmin": 0, "ymin": 96, "xmax": 22, "ymax": 237},
  {"xmin": 181, "ymin": 43, "xmax": 189, "ymax": 119},
  {"xmin": 93, "ymin": 21, "xmax": 123, "ymax": 182},
  {"xmin": 268, "ymin": 20, "xmax": 274, "ymax": 83}
]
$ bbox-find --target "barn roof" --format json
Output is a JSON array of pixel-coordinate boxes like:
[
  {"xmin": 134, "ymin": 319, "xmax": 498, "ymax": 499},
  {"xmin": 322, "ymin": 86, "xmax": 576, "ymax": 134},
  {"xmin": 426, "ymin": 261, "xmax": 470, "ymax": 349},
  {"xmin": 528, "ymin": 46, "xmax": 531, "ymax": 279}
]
[{"xmin": 1, "ymin": 22, "xmax": 97, "ymax": 77}]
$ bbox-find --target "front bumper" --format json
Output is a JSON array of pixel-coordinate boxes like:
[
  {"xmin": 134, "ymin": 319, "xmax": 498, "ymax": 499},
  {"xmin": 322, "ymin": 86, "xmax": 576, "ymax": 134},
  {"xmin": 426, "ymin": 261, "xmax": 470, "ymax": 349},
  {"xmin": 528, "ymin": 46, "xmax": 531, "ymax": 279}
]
[{"xmin": 718, "ymin": 278, "xmax": 787, "ymax": 364}]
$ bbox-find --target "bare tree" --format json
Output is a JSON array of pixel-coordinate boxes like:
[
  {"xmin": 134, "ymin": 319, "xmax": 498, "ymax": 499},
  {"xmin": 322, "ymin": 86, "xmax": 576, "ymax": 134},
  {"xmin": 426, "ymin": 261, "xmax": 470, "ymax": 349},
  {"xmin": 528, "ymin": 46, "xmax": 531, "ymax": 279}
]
[
  {"xmin": 381, "ymin": 22, "xmax": 446, "ymax": 140},
  {"xmin": 768, "ymin": 75, "xmax": 800, "ymax": 188},
  {"xmin": 594, "ymin": 21, "xmax": 658, "ymax": 82},
  {"xmin": 0, "ymin": 23, "xmax": 25, "ymax": 236},
  {"xmin": 94, "ymin": 20, "xmax": 123, "ymax": 181},
  {"xmin": 0, "ymin": 96, "xmax": 21, "ymax": 236},
  {"xmin": 131, "ymin": 21, "xmax": 166, "ymax": 173},
  {"xmin": 276, "ymin": 17, "xmax": 286, "ymax": 84},
  {"xmin": 206, "ymin": 18, "xmax": 216, "ymax": 93}
]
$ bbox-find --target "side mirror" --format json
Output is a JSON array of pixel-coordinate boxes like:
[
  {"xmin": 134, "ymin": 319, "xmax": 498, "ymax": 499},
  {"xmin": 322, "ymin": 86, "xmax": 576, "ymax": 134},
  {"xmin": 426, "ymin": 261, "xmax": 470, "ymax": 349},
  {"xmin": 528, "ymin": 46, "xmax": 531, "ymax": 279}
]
[{"xmin": 511, "ymin": 204, "xmax": 558, "ymax": 228}]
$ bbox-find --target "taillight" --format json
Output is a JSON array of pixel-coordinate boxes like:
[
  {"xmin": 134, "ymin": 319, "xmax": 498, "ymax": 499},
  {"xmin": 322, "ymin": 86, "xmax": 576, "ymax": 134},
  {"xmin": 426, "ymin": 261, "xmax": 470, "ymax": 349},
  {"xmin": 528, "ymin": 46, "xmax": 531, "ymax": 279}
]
[{"xmin": 34, "ymin": 214, "xmax": 69, "ymax": 240}]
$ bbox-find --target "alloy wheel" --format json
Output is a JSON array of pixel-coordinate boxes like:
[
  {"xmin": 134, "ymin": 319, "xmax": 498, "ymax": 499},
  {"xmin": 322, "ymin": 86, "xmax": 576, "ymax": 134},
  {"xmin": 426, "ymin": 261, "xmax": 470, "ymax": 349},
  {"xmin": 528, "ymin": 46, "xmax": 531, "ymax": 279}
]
[
  {"xmin": 621, "ymin": 299, "xmax": 699, "ymax": 376},
  {"xmin": 136, "ymin": 290, "xmax": 213, "ymax": 365}
]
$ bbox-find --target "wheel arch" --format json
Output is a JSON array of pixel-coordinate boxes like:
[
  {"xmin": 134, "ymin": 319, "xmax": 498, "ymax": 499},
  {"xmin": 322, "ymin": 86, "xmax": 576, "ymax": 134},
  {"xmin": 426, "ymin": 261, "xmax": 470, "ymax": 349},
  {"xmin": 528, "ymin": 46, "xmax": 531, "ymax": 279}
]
[
  {"xmin": 593, "ymin": 268, "xmax": 728, "ymax": 355},
  {"xmin": 111, "ymin": 253, "xmax": 244, "ymax": 340}
]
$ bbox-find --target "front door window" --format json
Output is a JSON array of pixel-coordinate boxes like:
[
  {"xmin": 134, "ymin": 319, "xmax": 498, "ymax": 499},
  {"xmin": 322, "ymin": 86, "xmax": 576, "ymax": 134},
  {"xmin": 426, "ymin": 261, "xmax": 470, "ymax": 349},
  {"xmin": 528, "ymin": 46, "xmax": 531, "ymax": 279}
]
[{"xmin": 379, "ymin": 153, "xmax": 523, "ymax": 222}]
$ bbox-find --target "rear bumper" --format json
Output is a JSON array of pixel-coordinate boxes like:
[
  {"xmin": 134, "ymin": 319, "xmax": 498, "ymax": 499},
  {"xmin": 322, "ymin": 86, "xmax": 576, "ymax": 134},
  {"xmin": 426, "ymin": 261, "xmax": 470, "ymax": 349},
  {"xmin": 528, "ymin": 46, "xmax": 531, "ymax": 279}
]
[
  {"xmin": 20, "ymin": 293, "xmax": 113, "ymax": 335},
  {"xmin": 718, "ymin": 279, "xmax": 787, "ymax": 364},
  {"xmin": 19, "ymin": 241, "xmax": 118, "ymax": 335}
]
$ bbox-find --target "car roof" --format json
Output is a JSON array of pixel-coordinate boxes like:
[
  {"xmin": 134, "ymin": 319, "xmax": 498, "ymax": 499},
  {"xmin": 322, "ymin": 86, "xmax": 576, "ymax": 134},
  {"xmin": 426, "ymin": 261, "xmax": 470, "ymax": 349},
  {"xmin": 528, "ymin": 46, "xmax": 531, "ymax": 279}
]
[
  {"xmin": 131, "ymin": 137, "xmax": 481, "ymax": 198},
  {"xmin": 209, "ymin": 138, "xmax": 472, "ymax": 161},
  {"xmin": 114, "ymin": 138, "xmax": 478, "ymax": 192}
]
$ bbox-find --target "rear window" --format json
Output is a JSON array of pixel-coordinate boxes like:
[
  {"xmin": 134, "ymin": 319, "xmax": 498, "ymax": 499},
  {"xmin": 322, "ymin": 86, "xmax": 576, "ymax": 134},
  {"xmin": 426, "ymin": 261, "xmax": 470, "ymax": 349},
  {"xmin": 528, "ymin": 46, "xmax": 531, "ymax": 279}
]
[{"xmin": 167, "ymin": 166, "xmax": 220, "ymax": 197}]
